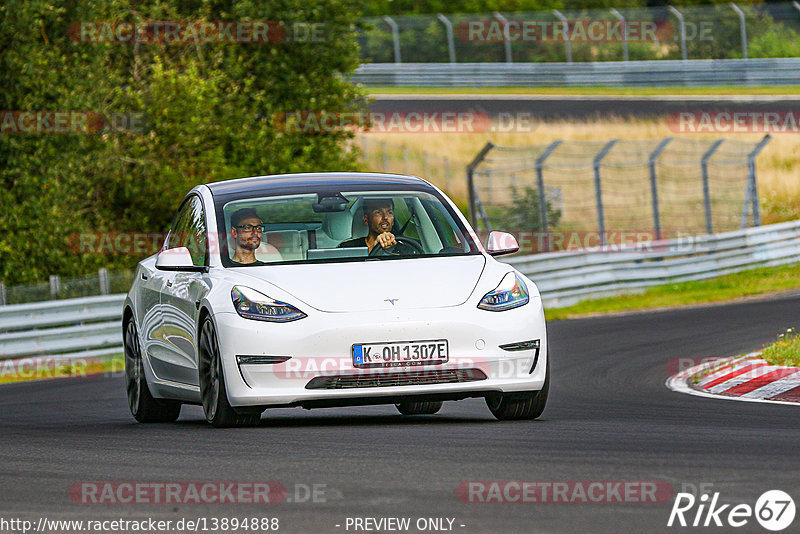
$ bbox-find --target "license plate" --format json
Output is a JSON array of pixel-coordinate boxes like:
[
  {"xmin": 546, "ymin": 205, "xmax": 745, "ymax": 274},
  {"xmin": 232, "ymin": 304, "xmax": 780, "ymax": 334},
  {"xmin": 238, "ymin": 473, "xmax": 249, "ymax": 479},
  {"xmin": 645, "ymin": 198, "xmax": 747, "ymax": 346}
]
[{"xmin": 352, "ymin": 340, "xmax": 449, "ymax": 368}]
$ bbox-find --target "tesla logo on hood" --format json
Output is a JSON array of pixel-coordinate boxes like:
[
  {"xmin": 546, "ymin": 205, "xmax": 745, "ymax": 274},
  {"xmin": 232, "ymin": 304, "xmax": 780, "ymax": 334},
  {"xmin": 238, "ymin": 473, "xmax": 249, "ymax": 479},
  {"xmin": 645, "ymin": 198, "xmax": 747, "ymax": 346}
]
[{"xmin": 384, "ymin": 298, "xmax": 399, "ymax": 305}]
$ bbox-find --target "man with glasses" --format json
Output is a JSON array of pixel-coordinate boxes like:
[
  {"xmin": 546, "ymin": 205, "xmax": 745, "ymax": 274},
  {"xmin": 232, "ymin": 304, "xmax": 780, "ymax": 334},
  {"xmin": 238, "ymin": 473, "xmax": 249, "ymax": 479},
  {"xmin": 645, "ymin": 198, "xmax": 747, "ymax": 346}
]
[{"xmin": 229, "ymin": 208, "xmax": 280, "ymax": 266}]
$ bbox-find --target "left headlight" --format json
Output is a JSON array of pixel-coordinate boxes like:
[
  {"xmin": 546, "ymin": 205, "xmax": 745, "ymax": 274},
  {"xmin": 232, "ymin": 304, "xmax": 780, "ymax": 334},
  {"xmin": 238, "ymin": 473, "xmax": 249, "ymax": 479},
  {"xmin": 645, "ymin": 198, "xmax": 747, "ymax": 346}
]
[
  {"xmin": 231, "ymin": 286, "xmax": 307, "ymax": 323},
  {"xmin": 478, "ymin": 272, "xmax": 529, "ymax": 311}
]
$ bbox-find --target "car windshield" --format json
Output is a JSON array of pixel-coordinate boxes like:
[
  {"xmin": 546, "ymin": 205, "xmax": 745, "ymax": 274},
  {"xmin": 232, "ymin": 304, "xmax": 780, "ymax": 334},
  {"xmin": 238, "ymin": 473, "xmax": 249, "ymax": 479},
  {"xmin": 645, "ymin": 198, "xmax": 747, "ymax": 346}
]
[{"xmin": 218, "ymin": 189, "xmax": 480, "ymax": 266}]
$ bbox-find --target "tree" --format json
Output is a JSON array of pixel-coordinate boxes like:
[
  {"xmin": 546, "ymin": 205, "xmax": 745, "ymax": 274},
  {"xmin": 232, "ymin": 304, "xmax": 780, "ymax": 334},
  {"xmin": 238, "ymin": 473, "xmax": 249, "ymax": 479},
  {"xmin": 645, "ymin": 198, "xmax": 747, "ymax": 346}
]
[{"xmin": 0, "ymin": 0, "xmax": 366, "ymax": 284}]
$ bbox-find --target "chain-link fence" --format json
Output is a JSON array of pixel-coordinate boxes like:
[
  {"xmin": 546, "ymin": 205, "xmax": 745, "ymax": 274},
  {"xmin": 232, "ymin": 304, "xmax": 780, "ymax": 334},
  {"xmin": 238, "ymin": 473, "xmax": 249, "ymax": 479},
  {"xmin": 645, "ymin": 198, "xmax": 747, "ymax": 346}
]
[
  {"xmin": 466, "ymin": 136, "xmax": 771, "ymax": 252},
  {"xmin": 360, "ymin": 137, "xmax": 460, "ymax": 198},
  {"xmin": 0, "ymin": 269, "xmax": 135, "ymax": 306},
  {"xmin": 358, "ymin": 2, "xmax": 800, "ymax": 63}
]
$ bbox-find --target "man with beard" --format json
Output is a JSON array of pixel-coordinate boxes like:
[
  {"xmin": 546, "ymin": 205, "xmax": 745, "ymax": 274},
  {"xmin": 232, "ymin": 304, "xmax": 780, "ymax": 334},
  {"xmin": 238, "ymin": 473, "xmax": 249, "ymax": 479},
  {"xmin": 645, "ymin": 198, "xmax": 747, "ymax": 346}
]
[
  {"xmin": 229, "ymin": 208, "xmax": 280, "ymax": 265},
  {"xmin": 338, "ymin": 198, "xmax": 398, "ymax": 252}
]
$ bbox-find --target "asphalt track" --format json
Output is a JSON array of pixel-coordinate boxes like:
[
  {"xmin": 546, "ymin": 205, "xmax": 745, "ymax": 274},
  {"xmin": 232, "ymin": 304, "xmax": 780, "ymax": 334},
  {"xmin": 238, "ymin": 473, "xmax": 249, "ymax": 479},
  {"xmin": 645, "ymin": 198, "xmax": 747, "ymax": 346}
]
[
  {"xmin": 368, "ymin": 95, "xmax": 800, "ymax": 121},
  {"xmin": 3, "ymin": 293, "xmax": 800, "ymax": 533}
]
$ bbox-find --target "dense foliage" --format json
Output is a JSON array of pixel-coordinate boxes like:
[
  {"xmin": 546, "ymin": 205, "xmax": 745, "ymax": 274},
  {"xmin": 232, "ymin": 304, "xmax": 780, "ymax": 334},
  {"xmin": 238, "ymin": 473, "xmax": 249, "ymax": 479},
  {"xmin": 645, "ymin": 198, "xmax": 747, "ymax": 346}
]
[{"xmin": 0, "ymin": 0, "xmax": 365, "ymax": 284}]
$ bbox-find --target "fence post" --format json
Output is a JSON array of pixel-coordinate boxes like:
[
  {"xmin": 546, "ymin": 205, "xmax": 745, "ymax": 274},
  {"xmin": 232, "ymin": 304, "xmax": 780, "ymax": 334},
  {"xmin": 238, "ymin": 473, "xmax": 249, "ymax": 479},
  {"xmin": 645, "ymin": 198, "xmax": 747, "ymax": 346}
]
[
  {"xmin": 383, "ymin": 16, "xmax": 402, "ymax": 63},
  {"xmin": 49, "ymin": 275, "xmax": 61, "ymax": 299},
  {"xmin": 402, "ymin": 146, "xmax": 409, "ymax": 174},
  {"xmin": 437, "ymin": 14, "xmax": 456, "ymax": 63},
  {"xmin": 0, "ymin": 282, "xmax": 5, "ymax": 306},
  {"xmin": 444, "ymin": 157, "xmax": 451, "ymax": 192},
  {"xmin": 701, "ymin": 139, "xmax": 725, "ymax": 235},
  {"xmin": 423, "ymin": 152, "xmax": 430, "ymax": 179},
  {"xmin": 381, "ymin": 141, "xmax": 389, "ymax": 171},
  {"xmin": 493, "ymin": 12, "xmax": 513, "ymax": 63},
  {"xmin": 99, "ymin": 268, "xmax": 110, "ymax": 295},
  {"xmin": 730, "ymin": 3, "xmax": 748, "ymax": 59},
  {"xmin": 552, "ymin": 10, "xmax": 572, "ymax": 62},
  {"xmin": 610, "ymin": 9, "xmax": 629, "ymax": 61},
  {"xmin": 667, "ymin": 6, "xmax": 687, "ymax": 60},
  {"xmin": 361, "ymin": 136, "xmax": 368, "ymax": 159},
  {"xmin": 535, "ymin": 140, "xmax": 562, "ymax": 252},
  {"xmin": 466, "ymin": 142, "xmax": 495, "ymax": 229},
  {"xmin": 648, "ymin": 137, "xmax": 673, "ymax": 240},
  {"xmin": 593, "ymin": 140, "xmax": 617, "ymax": 246},
  {"xmin": 745, "ymin": 134, "xmax": 771, "ymax": 227}
]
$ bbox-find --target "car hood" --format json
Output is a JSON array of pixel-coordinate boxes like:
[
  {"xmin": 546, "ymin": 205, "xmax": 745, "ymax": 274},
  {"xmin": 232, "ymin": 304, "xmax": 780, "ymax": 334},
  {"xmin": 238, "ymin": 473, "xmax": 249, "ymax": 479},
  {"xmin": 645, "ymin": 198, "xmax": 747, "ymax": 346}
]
[{"xmin": 233, "ymin": 255, "xmax": 487, "ymax": 312}]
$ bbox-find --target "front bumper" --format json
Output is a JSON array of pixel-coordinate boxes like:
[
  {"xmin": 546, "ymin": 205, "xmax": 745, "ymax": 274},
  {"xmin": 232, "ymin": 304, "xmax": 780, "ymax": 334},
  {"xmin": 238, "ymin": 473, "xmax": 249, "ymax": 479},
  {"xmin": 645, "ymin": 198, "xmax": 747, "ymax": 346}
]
[{"xmin": 213, "ymin": 299, "xmax": 547, "ymax": 408}]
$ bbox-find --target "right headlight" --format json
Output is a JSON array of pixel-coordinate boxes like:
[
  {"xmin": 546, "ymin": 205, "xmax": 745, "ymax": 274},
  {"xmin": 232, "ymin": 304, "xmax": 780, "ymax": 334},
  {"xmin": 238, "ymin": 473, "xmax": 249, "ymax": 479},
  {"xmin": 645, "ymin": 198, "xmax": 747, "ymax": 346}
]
[
  {"xmin": 478, "ymin": 272, "xmax": 529, "ymax": 312},
  {"xmin": 231, "ymin": 286, "xmax": 306, "ymax": 323}
]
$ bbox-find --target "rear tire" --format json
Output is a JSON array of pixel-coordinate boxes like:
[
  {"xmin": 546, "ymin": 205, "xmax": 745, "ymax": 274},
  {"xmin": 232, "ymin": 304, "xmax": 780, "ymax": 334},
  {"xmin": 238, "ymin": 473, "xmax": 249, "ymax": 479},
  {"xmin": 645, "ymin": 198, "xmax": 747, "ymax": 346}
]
[
  {"xmin": 198, "ymin": 317, "xmax": 262, "ymax": 428},
  {"xmin": 486, "ymin": 361, "xmax": 549, "ymax": 421},
  {"xmin": 395, "ymin": 400, "xmax": 443, "ymax": 415},
  {"xmin": 124, "ymin": 318, "xmax": 181, "ymax": 423}
]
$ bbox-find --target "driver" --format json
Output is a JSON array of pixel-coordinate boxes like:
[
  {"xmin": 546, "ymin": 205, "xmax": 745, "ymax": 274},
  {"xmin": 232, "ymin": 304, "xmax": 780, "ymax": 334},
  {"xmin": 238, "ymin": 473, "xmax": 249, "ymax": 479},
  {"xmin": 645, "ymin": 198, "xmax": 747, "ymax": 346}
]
[{"xmin": 338, "ymin": 198, "xmax": 397, "ymax": 253}]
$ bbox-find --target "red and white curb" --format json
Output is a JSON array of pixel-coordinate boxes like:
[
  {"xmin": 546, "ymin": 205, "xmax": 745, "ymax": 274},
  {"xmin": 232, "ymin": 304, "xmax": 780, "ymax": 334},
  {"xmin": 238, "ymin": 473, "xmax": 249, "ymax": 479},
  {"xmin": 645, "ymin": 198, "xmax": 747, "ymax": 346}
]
[{"xmin": 666, "ymin": 351, "xmax": 800, "ymax": 406}]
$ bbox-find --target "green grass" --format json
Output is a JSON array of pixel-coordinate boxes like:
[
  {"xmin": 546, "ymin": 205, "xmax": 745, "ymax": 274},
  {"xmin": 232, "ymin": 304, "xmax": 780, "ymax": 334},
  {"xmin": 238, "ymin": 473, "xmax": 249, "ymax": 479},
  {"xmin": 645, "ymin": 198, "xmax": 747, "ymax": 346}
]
[
  {"xmin": 368, "ymin": 86, "xmax": 800, "ymax": 96},
  {"xmin": 545, "ymin": 263, "xmax": 800, "ymax": 321},
  {"xmin": 761, "ymin": 329, "xmax": 800, "ymax": 367}
]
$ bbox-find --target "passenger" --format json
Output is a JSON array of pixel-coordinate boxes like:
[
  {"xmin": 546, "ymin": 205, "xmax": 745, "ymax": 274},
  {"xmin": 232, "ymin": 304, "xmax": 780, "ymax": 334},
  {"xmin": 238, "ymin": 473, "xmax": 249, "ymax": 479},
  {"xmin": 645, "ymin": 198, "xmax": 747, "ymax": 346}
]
[{"xmin": 229, "ymin": 208, "xmax": 280, "ymax": 265}]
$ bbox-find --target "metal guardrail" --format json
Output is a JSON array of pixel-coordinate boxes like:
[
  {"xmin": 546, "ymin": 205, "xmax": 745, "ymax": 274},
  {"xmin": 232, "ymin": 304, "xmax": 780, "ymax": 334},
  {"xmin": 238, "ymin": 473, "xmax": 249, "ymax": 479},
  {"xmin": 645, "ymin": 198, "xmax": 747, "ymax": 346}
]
[
  {"xmin": 0, "ymin": 295, "xmax": 124, "ymax": 361},
  {"xmin": 506, "ymin": 220, "xmax": 800, "ymax": 308},
  {"xmin": 352, "ymin": 58, "xmax": 800, "ymax": 86}
]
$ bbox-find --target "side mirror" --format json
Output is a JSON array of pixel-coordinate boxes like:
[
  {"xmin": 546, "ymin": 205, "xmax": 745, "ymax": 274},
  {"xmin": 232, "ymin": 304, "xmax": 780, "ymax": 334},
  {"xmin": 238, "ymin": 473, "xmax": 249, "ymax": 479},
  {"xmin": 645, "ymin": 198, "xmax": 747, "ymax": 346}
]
[
  {"xmin": 155, "ymin": 247, "xmax": 207, "ymax": 272},
  {"xmin": 486, "ymin": 231, "xmax": 519, "ymax": 256}
]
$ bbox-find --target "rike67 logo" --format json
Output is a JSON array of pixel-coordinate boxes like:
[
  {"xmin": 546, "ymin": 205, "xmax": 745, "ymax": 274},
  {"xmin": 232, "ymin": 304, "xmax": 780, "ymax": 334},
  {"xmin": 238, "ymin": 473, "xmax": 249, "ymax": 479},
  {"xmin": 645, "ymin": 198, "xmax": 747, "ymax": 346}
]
[{"xmin": 668, "ymin": 490, "xmax": 795, "ymax": 531}]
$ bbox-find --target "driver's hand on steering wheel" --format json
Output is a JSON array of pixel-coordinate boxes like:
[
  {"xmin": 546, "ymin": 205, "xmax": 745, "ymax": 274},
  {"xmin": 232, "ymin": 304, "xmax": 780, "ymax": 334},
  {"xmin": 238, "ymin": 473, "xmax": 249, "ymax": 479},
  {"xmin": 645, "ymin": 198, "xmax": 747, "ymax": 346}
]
[{"xmin": 376, "ymin": 231, "xmax": 396, "ymax": 249}]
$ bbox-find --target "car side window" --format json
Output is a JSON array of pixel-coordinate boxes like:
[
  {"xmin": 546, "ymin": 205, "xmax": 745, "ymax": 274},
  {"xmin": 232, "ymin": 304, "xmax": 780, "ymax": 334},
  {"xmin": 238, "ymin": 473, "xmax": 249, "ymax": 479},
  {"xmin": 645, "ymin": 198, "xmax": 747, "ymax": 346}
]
[{"xmin": 167, "ymin": 196, "xmax": 207, "ymax": 266}]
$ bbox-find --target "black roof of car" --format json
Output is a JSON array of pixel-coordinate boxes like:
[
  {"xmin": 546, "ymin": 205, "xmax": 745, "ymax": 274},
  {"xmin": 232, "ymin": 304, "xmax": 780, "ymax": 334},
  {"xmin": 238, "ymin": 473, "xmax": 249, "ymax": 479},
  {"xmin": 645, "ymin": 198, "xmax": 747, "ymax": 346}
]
[{"xmin": 206, "ymin": 172, "xmax": 436, "ymax": 201}]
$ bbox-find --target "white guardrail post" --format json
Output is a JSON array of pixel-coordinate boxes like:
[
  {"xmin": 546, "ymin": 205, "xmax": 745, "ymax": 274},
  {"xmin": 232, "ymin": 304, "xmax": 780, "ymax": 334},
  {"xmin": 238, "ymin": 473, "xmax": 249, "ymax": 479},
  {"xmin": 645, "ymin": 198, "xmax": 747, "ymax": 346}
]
[
  {"xmin": 609, "ymin": 9, "xmax": 629, "ymax": 61},
  {"xmin": 745, "ymin": 135, "xmax": 771, "ymax": 227},
  {"xmin": 593, "ymin": 140, "xmax": 618, "ymax": 246},
  {"xmin": 667, "ymin": 6, "xmax": 688, "ymax": 60},
  {"xmin": 437, "ymin": 14, "xmax": 456, "ymax": 63},
  {"xmin": 383, "ymin": 16, "xmax": 402, "ymax": 63},
  {"xmin": 535, "ymin": 141, "xmax": 562, "ymax": 251},
  {"xmin": 730, "ymin": 3, "xmax": 748, "ymax": 59},
  {"xmin": 552, "ymin": 10, "xmax": 572, "ymax": 63},
  {"xmin": 493, "ymin": 12, "xmax": 513, "ymax": 63},
  {"xmin": 701, "ymin": 140, "xmax": 724, "ymax": 234},
  {"xmin": 648, "ymin": 138, "xmax": 673, "ymax": 241}
]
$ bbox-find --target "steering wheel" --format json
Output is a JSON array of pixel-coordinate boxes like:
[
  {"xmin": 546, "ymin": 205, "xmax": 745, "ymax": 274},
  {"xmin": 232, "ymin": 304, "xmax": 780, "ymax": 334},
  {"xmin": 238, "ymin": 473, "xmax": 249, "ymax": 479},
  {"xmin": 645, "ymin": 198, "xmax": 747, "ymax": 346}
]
[{"xmin": 369, "ymin": 235, "xmax": 424, "ymax": 257}]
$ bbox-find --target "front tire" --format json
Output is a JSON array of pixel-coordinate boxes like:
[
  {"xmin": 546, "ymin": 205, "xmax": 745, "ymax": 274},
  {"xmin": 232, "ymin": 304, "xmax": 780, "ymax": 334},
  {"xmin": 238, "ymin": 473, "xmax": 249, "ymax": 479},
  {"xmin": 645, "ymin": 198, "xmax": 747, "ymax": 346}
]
[
  {"xmin": 486, "ymin": 361, "xmax": 549, "ymax": 421},
  {"xmin": 198, "ymin": 317, "xmax": 262, "ymax": 428},
  {"xmin": 396, "ymin": 400, "xmax": 443, "ymax": 415},
  {"xmin": 124, "ymin": 318, "xmax": 181, "ymax": 423}
]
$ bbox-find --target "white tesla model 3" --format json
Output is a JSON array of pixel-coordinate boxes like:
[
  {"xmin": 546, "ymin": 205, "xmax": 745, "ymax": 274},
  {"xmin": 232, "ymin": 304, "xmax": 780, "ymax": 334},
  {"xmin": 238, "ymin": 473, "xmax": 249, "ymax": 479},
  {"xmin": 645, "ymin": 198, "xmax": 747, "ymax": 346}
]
[{"xmin": 123, "ymin": 173, "xmax": 549, "ymax": 426}]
